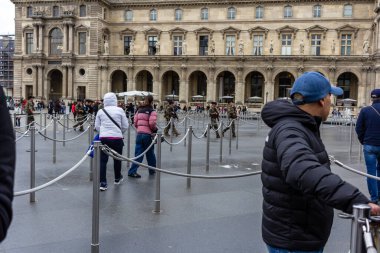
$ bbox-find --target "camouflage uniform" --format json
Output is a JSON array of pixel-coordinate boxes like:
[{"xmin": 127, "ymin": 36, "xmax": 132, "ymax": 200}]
[
  {"xmin": 73, "ymin": 103, "xmax": 85, "ymax": 131},
  {"xmin": 25, "ymin": 99, "xmax": 35, "ymax": 128},
  {"xmin": 222, "ymin": 103, "xmax": 237, "ymax": 137},
  {"xmin": 164, "ymin": 104, "xmax": 180, "ymax": 136},
  {"xmin": 207, "ymin": 105, "xmax": 220, "ymax": 138}
]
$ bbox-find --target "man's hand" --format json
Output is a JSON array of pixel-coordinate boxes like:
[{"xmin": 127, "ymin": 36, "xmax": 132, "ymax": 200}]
[{"xmin": 368, "ymin": 203, "xmax": 380, "ymax": 215}]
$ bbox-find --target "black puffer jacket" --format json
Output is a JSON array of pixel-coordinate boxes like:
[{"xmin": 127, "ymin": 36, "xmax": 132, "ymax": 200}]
[{"xmin": 261, "ymin": 100, "xmax": 369, "ymax": 251}]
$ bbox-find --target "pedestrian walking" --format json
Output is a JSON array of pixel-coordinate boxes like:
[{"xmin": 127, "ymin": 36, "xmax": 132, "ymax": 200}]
[
  {"xmin": 206, "ymin": 102, "xmax": 220, "ymax": 138},
  {"xmin": 163, "ymin": 100, "xmax": 180, "ymax": 136},
  {"xmin": 356, "ymin": 89, "xmax": 380, "ymax": 204},
  {"xmin": 73, "ymin": 100, "xmax": 85, "ymax": 131},
  {"xmin": 128, "ymin": 95, "xmax": 157, "ymax": 178},
  {"xmin": 25, "ymin": 96, "xmax": 35, "ymax": 129},
  {"xmin": 95, "ymin": 92, "xmax": 129, "ymax": 191},
  {"xmin": 261, "ymin": 72, "xmax": 380, "ymax": 253},
  {"xmin": 222, "ymin": 101, "xmax": 237, "ymax": 137}
]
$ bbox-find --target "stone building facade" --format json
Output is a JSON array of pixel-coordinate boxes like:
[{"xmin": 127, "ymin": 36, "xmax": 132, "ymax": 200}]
[{"xmin": 10, "ymin": 0, "xmax": 380, "ymax": 106}]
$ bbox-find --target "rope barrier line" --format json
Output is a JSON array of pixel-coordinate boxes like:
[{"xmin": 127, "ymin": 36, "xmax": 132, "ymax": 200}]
[
  {"xmin": 14, "ymin": 150, "xmax": 91, "ymax": 196},
  {"xmin": 163, "ymin": 129, "xmax": 190, "ymax": 145},
  {"xmin": 329, "ymin": 156, "xmax": 380, "ymax": 181},
  {"xmin": 37, "ymin": 125, "xmax": 90, "ymax": 142},
  {"xmin": 192, "ymin": 127, "xmax": 208, "ymax": 139},
  {"xmin": 101, "ymin": 146, "xmax": 262, "ymax": 179},
  {"xmin": 35, "ymin": 119, "xmax": 54, "ymax": 132},
  {"xmin": 57, "ymin": 118, "xmax": 89, "ymax": 130},
  {"xmin": 15, "ymin": 129, "xmax": 30, "ymax": 142}
]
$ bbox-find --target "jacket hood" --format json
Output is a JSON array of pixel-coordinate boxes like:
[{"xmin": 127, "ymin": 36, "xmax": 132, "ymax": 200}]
[
  {"xmin": 103, "ymin": 92, "xmax": 117, "ymax": 107},
  {"xmin": 261, "ymin": 100, "xmax": 320, "ymax": 130}
]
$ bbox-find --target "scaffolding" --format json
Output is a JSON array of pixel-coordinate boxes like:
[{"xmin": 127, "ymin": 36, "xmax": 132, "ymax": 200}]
[{"xmin": 0, "ymin": 35, "xmax": 15, "ymax": 97}]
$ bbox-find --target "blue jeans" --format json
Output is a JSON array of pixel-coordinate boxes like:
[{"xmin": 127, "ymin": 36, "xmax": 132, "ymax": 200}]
[
  {"xmin": 363, "ymin": 144, "xmax": 380, "ymax": 202},
  {"xmin": 100, "ymin": 138, "xmax": 124, "ymax": 185},
  {"xmin": 267, "ymin": 245, "xmax": 323, "ymax": 253},
  {"xmin": 128, "ymin": 133, "xmax": 156, "ymax": 175}
]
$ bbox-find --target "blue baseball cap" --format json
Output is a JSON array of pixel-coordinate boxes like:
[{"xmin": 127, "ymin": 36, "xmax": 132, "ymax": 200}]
[
  {"xmin": 290, "ymin": 72, "xmax": 343, "ymax": 104},
  {"xmin": 371, "ymin": 89, "xmax": 380, "ymax": 99}
]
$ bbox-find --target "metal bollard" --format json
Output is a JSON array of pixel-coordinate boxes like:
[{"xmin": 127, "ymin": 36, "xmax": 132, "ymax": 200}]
[
  {"xmin": 184, "ymin": 116, "xmax": 187, "ymax": 147},
  {"xmin": 39, "ymin": 112, "xmax": 42, "ymax": 128},
  {"xmin": 219, "ymin": 121, "xmax": 223, "ymax": 163},
  {"xmin": 206, "ymin": 124, "xmax": 210, "ymax": 173},
  {"xmin": 89, "ymin": 115, "xmax": 94, "ymax": 181},
  {"xmin": 257, "ymin": 114, "xmax": 260, "ymax": 132},
  {"xmin": 229, "ymin": 121, "xmax": 232, "ymax": 155},
  {"xmin": 170, "ymin": 118, "xmax": 174, "ymax": 152},
  {"xmin": 236, "ymin": 118, "xmax": 239, "ymax": 150},
  {"xmin": 44, "ymin": 113, "xmax": 47, "ymax": 141},
  {"xmin": 53, "ymin": 117, "xmax": 57, "ymax": 164},
  {"xmin": 66, "ymin": 112, "xmax": 70, "ymax": 132},
  {"xmin": 349, "ymin": 115, "xmax": 354, "ymax": 154},
  {"xmin": 62, "ymin": 114, "xmax": 66, "ymax": 147},
  {"xmin": 359, "ymin": 144, "xmax": 362, "ymax": 161},
  {"xmin": 153, "ymin": 130, "xmax": 162, "ymax": 213},
  {"xmin": 187, "ymin": 126, "xmax": 193, "ymax": 188},
  {"xmin": 30, "ymin": 125, "xmax": 36, "ymax": 203},
  {"xmin": 91, "ymin": 141, "xmax": 101, "ymax": 253},
  {"xmin": 349, "ymin": 204, "xmax": 371, "ymax": 253},
  {"xmin": 127, "ymin": 121, "xmax": 131, "ymax": 169}
]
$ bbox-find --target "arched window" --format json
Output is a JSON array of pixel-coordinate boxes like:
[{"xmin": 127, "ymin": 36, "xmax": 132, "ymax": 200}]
[
  {"xmin": 150, "ymin": 9, "xmax": 157, "ymax": 21},
  {"xmin": 284, "ymin": 5, "xmax": 292, "ymax": 18},
  {"xmin": 79, "ymin": 5, "xmax": 87, "ymax": 17},
  {"xmin": 227, "ymin": 7, "xmax": 236, "ymax": 20},
  {"xmin": 256, "ymin": 6, "xmax": 264, "ymax": 19},
  {"xmin": 201, "ymin": 8, "xmax": 208, "ymax": 20},
  {"xmin": 175, "ymin": 8, "xmax": 182, "ymax": 21},
  {"xmin": 125, "ymin": 10, "xmax": 133, "ymax": 21},
  {"xmin": 313, "ymin": 4, "xmax": 321, "ymax": 18},
  {"xmin": 343, "ymin": 4, "xmax": 352, "ymax": 17},
  {"xmin": 53, "ymin": 6, "xmax": 59, "ymax": 17},
  {"xmin": 50, "ymin": 28, "xmax": 63, "ymax": 55},
  {"xmin": 27, "ymin": 6, "xmax": 33, "ymax": 18}
]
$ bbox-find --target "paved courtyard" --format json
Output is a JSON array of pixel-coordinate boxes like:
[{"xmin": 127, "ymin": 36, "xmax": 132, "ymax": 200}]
[{"xmin": 1, "ymin": 113, "xmax": 367, "ymax": 253}]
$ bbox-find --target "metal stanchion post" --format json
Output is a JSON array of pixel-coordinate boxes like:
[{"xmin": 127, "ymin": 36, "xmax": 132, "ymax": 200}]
[
  {"xmin": 219, "ymin": 121, "xmax": 223, "ymax": 163},
  {"xmin": 66, "ymin": 112, "xmax": 70, "ymax": 131},
  {"xmin": 30, "ymin": 125, "xmax": 36, "ymax": 203},
  {"xmin": 170, "ymin": 118, "xmax": 174, "ymax": 152},
  {"xmin": 53, "ymin": 117, "xmax": 57, "ymax": 164},
  {"xmin": 359, "ymin": 144, "xmax": 362, "ymax": 161},
  {"xmin": 63, "ymin": 114, "xmax": 66, "ymax": 147},
  {"xmin": 206, "ymin": 123, "xmax": 210, "ymax": 172},
  {"xmin": 236, "ymin": 118, "xmax": 239, "ymax": 150},
  {"xmin": 127, "ymin": 121, "xmax": 131, "ymax": 169},
  {"xmin": 91, "ymin": 141, "xmax": 101, "ymax": 253},
  {"xmin": 349, "ymin": 204, "xmax": 371, "ymax": 253},
  {"xmin": 229, "ymin": 121, "xmax": 232, "ymax": 155},
  {"xmin": 153, "ymin": 130, "xmax": 162, "ymax": 213},
  {"xmin": 13, "ymin": 113, "xmax": 16, "ymax": 127},
  {"xmin": 39, "ymin": 112, "xmax": 42, "ymax": 128},
  {"xmin": 187, "ymin": 126, "xmax": 192, "ymax": 188},
  {"xmin": 184, "ymin": 116, "xmax": 187, "ymax": 147},
  {"xmin": 44, "ymin": 113, "xmax": 47, "ymax": 141},
  {"xmin": 257, "ymin": 114, "xmax": 260, "ymax": 132},
  {"xmin": 349, "ymin": 115, "xmax": 354, "ymax": 154},
  {"xmin": 89, "ymin": 115, "xmax": 94, "ymax": 181}
]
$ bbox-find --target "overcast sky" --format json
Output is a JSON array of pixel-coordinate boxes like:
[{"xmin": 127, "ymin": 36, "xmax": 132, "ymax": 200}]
[{"xmin": 0, "ymin": 1, "xmax": 15, "ymax": 35}]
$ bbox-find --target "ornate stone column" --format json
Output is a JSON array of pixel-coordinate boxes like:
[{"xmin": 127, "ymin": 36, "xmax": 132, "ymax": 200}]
[
  {"xmin": 67, "ymin": 65, "xmax": 74, "ymax": 99},
  {"xmin": 180, "ymin": 64, "xmax": 187, "ymax": 103},
  {"xmin": 38, "ymin": 24, "xmax": 44, "ymax": 53},
  {"xmin": 264, "ymin": 65, "xmax": 274, "ymax": 102},
  {"xmin": 33, "ymin": 24, "xmax": 38, "ymax": 53},
  {"xmin": 207, "ymin": 66, "xmax": 216, "ymax": 102},
  {"xmin": 63, "ymin": 24, "xmax": 68, "ymax": 52},
  {"xmin": 127, "ymin": 65, "xmax": 135, "ymax": 91},
  {"xmin": 102, "ymin": 66, "xmax": 109, "ymax": 96},
  {"xmin": 32, "ymin": 64, "xmax": 38, "ymax": 97},
  {"xmin": 235, "ymin": 66, "xmax": 244, "ymax": 104},
  {"xmin": 68, "ymin": 24, "xmax": 74, "ymax": 53},
  {"xmin": 153, "ymin": 65, "xmax": 161, "ymax": 101},
  {"xmin": 38, "ymin": 65, "xmax": 44, "ymax": 98},
  {"xmin": 62, "ymin": 65, "xmax": 68, "ymax": 98}
]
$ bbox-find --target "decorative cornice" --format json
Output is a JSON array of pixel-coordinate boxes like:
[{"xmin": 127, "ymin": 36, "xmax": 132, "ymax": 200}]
[
  {"xmin": 248, "ymin": 26, "xmax": 269, "ymax": 39},
  {"xmin": 305, "ymin": 25, "xmax": 328, "ymax": 39},
  {"xmin": 119, "ymin": 28, "xmax": 137, "ymax": 40},
  {"xmin": 143, "ymin": 28, "xmax": 162, "ymax": 40},
  {"xmin": 335, "ymin": 24, "xmax": 359, "ymax": 38},
  {"xmin": 221, "ymin": 26, "xmax": 241, "ymax": 40},
  {"xmin": 168, "ymin": 27, "xmax": 188, "ymax": 40},
  {"xmin": 276, "ymin": 25, "xmax": 298, "ymax": 39}
]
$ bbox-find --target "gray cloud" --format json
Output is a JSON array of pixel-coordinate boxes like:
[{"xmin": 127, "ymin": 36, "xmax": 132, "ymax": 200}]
[{"xmin": 0, "ymin": 1, "xmax": 15, "ymax": 35}]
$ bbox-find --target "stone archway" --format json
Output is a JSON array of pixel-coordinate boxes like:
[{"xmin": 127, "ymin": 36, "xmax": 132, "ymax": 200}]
[
  {"xmin": 111, "ymin": 70, "xmax": 127, "ymax": 93},
  {"xmin": 188, "ymin": 71, "xmax": 207, "ymax": 102},
  {"xmin": 48, "ymin": 69, "xmax": 63, "ymax": 100},
  {"xmin": 337, "ymin": 72, "xmax": 359, "ymax": 101},
  {"xmin": 161, "ymin": 70, "xmax": 180, "ymax": 101},
  {"xmin": 245, "ymin": 71, "xmax": 265, "ymax": 102},
  {"xmin": 274, "ymin": 71, "xmax": 295, "ymax": 99},
  {"xmin": 135, "ymin": 70, "xmax": 153, "ymax": 92},
  {"xmin": 216, "ymin": 71, "xmax": 235, "ymax": 102}
]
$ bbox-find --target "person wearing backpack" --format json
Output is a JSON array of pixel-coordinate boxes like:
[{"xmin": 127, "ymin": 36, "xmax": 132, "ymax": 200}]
[
  {"xmin": 128, "ymin": 95, "xmax": 157, "ymax": 178},
  {"xmin": 95, "ymin": 92, "xmax": 129, "ymax": 191}
]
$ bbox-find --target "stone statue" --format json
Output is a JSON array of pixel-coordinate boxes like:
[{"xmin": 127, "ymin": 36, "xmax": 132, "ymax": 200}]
[
  {"xmin": 182, "ymin": 40, "xmax": 187, "ymax": 55},
  {"xmin": 331, "ymin": 40, "xmax": 336, "ymax": 54},
  {"xmin": 300, "ymin": 40, "xmax": 304, "ymax": 54},
  {"xmin": 363, "ymin": 40, "xmax": 370, "ymax": 54},
  {"xmin": 129, "ymin": 39, "xmax": 134, "ymax": 56},
  {"xmin": 155, "ymin": 40, "xmax": 160, "ymax": 55},
  {"xmin": 104, "ymin": 39, "xmax": 109, "ymax": 55},
  {"xmin": 269, "ymin": 40, "xmax": 274, "ymax": 54},
  {"xmin": 210, "ymin": 39, "xmax": 215, "ymax": 55},
  {"xmin": 238, "ymin": 39, "xmax": 244, "ymax": 56}
]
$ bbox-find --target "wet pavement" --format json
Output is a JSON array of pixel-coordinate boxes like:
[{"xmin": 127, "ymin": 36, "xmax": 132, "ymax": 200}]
[{"xmin": 1, "ymin": 113, "xmax": 366, "ymax": 253}]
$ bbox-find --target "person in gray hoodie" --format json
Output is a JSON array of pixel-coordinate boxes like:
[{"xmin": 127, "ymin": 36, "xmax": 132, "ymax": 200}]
[{"xmin": 95, "ymin": 93, "xmax": 129, "ymax": 191}]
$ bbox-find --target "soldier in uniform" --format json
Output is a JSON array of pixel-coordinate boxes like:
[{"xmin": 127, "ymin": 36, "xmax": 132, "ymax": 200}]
[
  {"xmin": 73, "ymin": 100, "xmax": 85, "ymax": 131},
  {"xmin": 164, "ymin": 100, "xmax": 180, "ymax": 136},
  {"xmin": 25, "ymin": 96, "xmax": 35, "ymax": 129},
  {"xmin": 206, "ymin": 102, "xmax": 220, "ymax": 138},
  {"xmin": 222, "ymin": 101, "xmax": 237, "ymax": 137}
]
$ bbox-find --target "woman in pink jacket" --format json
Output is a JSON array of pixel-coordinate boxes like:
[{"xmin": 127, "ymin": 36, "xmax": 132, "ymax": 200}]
[{"xmin": 128, "ymin": 95, "xmax": 157, "ymax": 178}]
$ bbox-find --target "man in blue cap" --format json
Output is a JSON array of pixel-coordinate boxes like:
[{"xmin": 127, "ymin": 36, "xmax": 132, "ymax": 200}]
[
  {"xmin": 260, "ymin": 72, "xmax": 380, "ymax": 253},
  {"xmin": 356, "ymin": 89, "xmax": 380, "ymax": 204}
]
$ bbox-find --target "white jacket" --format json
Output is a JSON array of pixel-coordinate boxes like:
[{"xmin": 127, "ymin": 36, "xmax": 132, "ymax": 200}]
[{"xmin": 95, "ymin": 93, "xmax": 128, "ymax": 138}]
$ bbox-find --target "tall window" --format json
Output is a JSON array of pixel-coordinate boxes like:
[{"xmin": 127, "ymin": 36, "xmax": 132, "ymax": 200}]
[
  {"xmin": 53, "ymin": 6, "xmax": 59, "ymax": 17},
  {"xmin": 175, "ymin": 9, "xmax": 182, "ymax": 21},
  {"xmin": 79, "ymin": 5, "xmax": 87, "ymax": 17},
  {"xmin": 50, "ymin": 28, "xmax": 63, "ymax": 55},
  {"xmin": 313, "ymin": 5, "xmax": 321, "ymax": 18},
  {"xmin": 256, "ymin": 6, "xmax": 264, "ymax": 19},
  {"xmin": 27, "ymin": 6, "xmax": 33, "ymax": 17},
  {"xmin": 253, "ymin": 35, "xmax": 263, "ymax": 55},
  {"xmin": 148, "ymin": 36, "xmax": 157, "ymax": 55},
  {"xmin": 284, "ymin": 5, "xmax": 292, "ymax": 18},
  {"xmin": 281, "ymin": 34, "xmax": 292, "ymax": 55},
  {"xmin": 199, "ymin": 35, "xmax": 208, "ymax": 55},
  {"xmin": 125, "ymin": 10, "xmax": 133, "ymax": 21},
  {"xmin": 26, "ymin": 33, "xmax": 33, "ymax": 54},
  {"xmin": 343, "ymin": 4, "xmax": 352, "ymax": 17},
  {"xmin": 250, "ymin": 73, "xmax": 264, "ymax": 97},
  {"xmin": 150, "ymin": 9, "xmax": 157, "ymax": 21},
  {"xmin": 78, "ymin": 32, "xmax": 86, "ymax": 55},
  {"xmin": 341, "ymin": 34, "xmax": 351, "ymax": 55},
  {"xmin": 173, "ymin": 36, "xmax": 183, "ymax": 55},
  {"xmin": 311, "ymin": 34, "xmax": 321, "ymax": 56},
  {"xmin": 201, "ymin": 8, "xmax": 208, "ymax": 20},
  {"xmin": 227, "ymin": 7, "xmax": 236, "ymax": 20},
  {"xmin": 226, "ymin": 35, "xmax": 236, "ymax": 55},
  {"xmin": 124, "ymin": 36, "xmax": 132, "ymax": 55}
]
